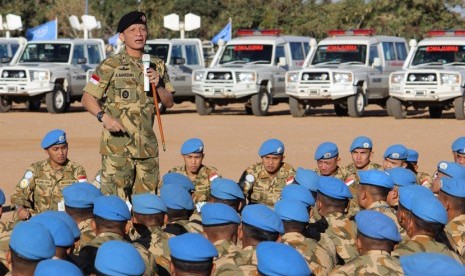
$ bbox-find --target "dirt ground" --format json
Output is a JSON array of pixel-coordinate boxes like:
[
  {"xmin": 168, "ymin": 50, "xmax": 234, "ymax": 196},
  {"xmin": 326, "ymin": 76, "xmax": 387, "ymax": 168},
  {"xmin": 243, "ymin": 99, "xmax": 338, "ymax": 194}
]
[{"xmin": 1, "ymin": 101, "xmax": 463, "ymax": 214}]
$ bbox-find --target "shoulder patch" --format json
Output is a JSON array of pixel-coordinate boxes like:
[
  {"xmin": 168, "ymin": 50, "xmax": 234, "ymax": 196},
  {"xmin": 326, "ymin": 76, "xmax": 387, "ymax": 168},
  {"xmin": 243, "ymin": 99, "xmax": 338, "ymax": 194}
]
[
  {"xmin": 24, "ymin": 171, "xmax": 33, "ymax": 179},
  {"xmin": 20, "ymin": 179, "xmax": 29, "ymax": 189}
]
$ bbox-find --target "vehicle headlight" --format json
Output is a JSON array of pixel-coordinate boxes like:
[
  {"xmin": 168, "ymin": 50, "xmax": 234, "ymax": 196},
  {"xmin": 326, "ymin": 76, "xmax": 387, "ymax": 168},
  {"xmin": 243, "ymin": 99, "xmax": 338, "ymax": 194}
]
[
  {"xmin": 287, "ymin": 72, "xmax": 299, "ymax": 83},
  {"xmin": 390, "ymin": 73, "xmax": 404, "ymax": 84},
  {"xmin": 237, "ymin": 72, "xmax": 255, "ymax": 83},
  {"xmin": 333, "ymin": 72, "xmax": 352, "ymax": 84},
  {"xmin": 193, "ymin": 71, "xmax": 204, "ymax": 82},
  {"xmin": 440, "ymin": 73, "xmax": 460, "ymax": 85},
  {"xmin": 30, "ymin": 70, "xmax": 49, "ymax": 81},
  {"xmin": 2, "ymin": 71, "xmax": 8, "ymax": 78}
]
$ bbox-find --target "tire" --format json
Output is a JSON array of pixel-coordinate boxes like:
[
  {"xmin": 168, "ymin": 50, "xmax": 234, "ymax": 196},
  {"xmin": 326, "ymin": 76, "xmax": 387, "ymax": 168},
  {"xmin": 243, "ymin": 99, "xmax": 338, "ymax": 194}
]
[
  {"xmin": 195, "ymin": 95, "xmax": 214, "ymax": 115},
  {"xmin": 289, "ymin": 97, "xmax": 306, "ymax": 117},
  {"xmin": 0, "ymin": 96, "xmax": 12, "ymax": 112},
  {"xmin": 347, "ymin": 91, "xmax": 366, "ymax": 117},
  {"xmin": 386, "ymin": 98, "xmax": 393, "ymax": 116},
  {"xmin": 251, "ymin": 88, "xmax": 270, "ymax": 116},
  {"xmin": 46, "ymin": 84, "xmax": 69, "ymax": 113},
  {"xmin": 26, "ymin": 100, "xmax": 41, "ymax": 111},
  {"xmin": 387, "ymin": 97, "xmax": 407, "ymax": 119},
  {"xmin": 454, "ymin": 96, "xmax": 465, "ymax": 120},
  {"xmin": 334, "ymin": 103, "xmax": 348, "ymax": 116},
  {"xmin": 428, "ymin": 106, "xmax": 443, "ymax": 118}
]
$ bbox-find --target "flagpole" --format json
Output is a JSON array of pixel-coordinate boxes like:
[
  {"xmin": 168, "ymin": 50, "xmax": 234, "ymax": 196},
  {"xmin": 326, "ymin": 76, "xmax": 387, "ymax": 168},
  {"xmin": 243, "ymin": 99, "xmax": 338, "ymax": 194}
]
[{"xmin": 55, "ymin": 17, "xmax": 58, "ymax": 40}]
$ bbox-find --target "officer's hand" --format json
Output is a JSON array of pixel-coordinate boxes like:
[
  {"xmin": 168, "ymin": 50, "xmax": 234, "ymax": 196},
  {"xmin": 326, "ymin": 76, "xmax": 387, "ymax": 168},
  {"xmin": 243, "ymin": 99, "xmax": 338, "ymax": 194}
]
[
  {"xmin": 17, "ymin": 206, "xmax": 31, "ymax": 220},
  {"xmin": 102, "ymin": 114, "xmax": 126, "ymax": 133},
  {"xmin": 146, "ymin": 68, "xmax": 160, "ymax": 87}
]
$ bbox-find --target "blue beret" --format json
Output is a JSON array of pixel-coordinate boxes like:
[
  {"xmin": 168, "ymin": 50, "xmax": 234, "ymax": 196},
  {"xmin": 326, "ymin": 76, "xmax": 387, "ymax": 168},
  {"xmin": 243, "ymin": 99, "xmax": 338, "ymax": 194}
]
[
  {"xmin": 0, "ymin": 189, "xmax": 4, "ymax": 205},
  {"xmin": 258, "ymin": 139, "xmax": 285, "ymax": 157},
  {"xmin": 169, "ymin": 233, "xmax": 218, "ymax": 262},
  {"xmin": 50, "ymin": 211, "xmax": 80, "ymax": 240},
  {"xmin": 30, "ymin": 213, "xmax": 75, "ymax": 247},
  {"xmin": 355, "ymin": 210, "xmax": 401, "ymax": 242},
  {"xmin": 398, "ymin": 185, "xmax": 434, "ymax": 211},
  {"xmin": 181, "ymin": 138, "xmax": 204, "ymax": 155},
  {"xmin": 358, "ymin": 170, "xmax": 394, "ymax": 189},
  {"xmin": 41, "ymin": 129, "xmax": 67, "ymax": 149},
  {"xmin": 275, "ymin": 199, "xmax": 309, "ymax": 223},
  {"xmin": 160, "ymin": 185, "xmax": 194, "ymax": 210},
  {"xmin": 314, "ymin": 142, "xmax": 339, "ymax": 160},
  {"xmin": 385, "ymin": 167, "xmax": 417, "ymax": 187},
  {"xmin": 400, "ymin": 252, "xmax": 465, "ymax": 276},
  {"xmin": 117, "ymin": 11, "xmax": 147, "ymax": 33},
  {"xmin": 350, "ymin": 136, "xmax": 373, "ymax": 152},
  {"xmin": 317, "ymin": 176, "xmax": 352, "ymax": 200},
  {"xmin": 162, "ymin": 172, "xmax": 195, "ymax": 192},
  {"xmin": 441, "ymin": 177, "xmax": 465, "ymax": 198},
  {"xmin": 35, "ymin": 259, "xmax": 83, "ymax": 276},
  {"xmin": 10, "ymin": 221, "xmax": 55, "ymax": 261},
  {"xmin": 132, "ymin": 193, "xmax": 167, "ymax": 214},
  {"xmin": 242, "ymin": 204, "xmax": 284, "ymax": 234},
  {"xmin": 437, "ymin": 161, "xmax": 465, "ymax": 179},
  {"xmin": 257, "ymin": 242, "xmax": 311, "ymax": 276},
  {"xmin": 281, "ymin": 184, "xmax": 315, "ymax": 206},
  {"xmin": 294, "ymin": 167, "xmax": 320, "ymax": 192},
  {"xmin": 93, "ymin": 195, "xmax": 130, "ymax": 221},
  {"xmin": 407, "ymin": 149, "xmax": 419, "ymax": 162},
  {"xmin": 63, "ymin": 182, "xmax": 102, "ymax": 208},
  {"xmin": 201, "ymin": 203, "xmax": 241, "ymax": 226},
  {"xmin": 452, "ymin": 137, "xmax": 465, "ymax": 154},
  {"xmin": 210, "ymin": 178, "xmax": 245, "ymax": 200},
  {"xmin": 95, "ymin": 240, "xmax": 145, "ymax": 276},
  {"xmin": 410, "ymin": 193, "xmax": 447, "ymax": 224},
  {"xmin": 383, "ymin": 144, "xmax": 408, "ymax": 160}
]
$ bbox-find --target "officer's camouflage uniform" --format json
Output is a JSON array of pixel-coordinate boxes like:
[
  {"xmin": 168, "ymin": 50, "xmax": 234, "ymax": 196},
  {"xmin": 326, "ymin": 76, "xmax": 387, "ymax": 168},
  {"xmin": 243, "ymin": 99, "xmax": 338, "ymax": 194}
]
[
  {"xmin": 241, "ymin": 162, "xmax": 295, "ymax": 207},
  {"xmin": 83, "ymin": 48, "xmax": 174, "ymax": 199},
  {"xmin": 329, "ymin": 250, "xmax": 403, "ymax": 276},
  {"xmin": 366, "ymin": 201, "xmax": 407, "ymax": 241},
  {"xmin": 416, "ymin": 171, "xmax": 432, "ymax": 189},
  {"xmin": 74, "ymin": 218, "xmax": 95, "ymax": 254},
  {"xmin": 133, "ymin": 225, "xmax": 171, "ymax": 275},
  {"xmin": 11, "ymin": 159, "xmax": 87, "ymax": 214},
  {"xmin": 445, "ymin": 214, "xmax": 465, "ymax": 258},
  {"xmin": 324, "ymin": 212, "xmax": 358, "ymax": 264},
  {"xmin": 282, "ymin": 232, "xmax": 335, "ymax": 275},
  {"xmin": 214, "ymin": 245, "xmax": 257, "ymax": 276},
  {"xmin": 166, "ymin": 165, "xmax": 220, "ymax": 203}
]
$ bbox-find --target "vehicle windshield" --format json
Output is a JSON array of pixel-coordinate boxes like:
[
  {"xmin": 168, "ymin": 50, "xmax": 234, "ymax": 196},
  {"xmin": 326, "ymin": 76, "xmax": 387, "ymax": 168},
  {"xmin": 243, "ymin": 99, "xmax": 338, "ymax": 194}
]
[
  {"xmin": 311, "ymin": 44, "xmax": 367, "ymax": 65},
  {"xmin": 0, "ymin": 42, "xmax": 19, "ymax": 58},
  {"xmin": 144, "ymin": 43, "xmax": 169, "ymax": 63},
  {"xmin": 411, "ymin": 45, "xmax": 465, "ymax": 66},
  {"xmin": 219, "ymin": 44, "xmax": 273, "ymax": 64},
  {"xmin": 19, "ymin": 43, "xmax": 71, "ymax": 63}
]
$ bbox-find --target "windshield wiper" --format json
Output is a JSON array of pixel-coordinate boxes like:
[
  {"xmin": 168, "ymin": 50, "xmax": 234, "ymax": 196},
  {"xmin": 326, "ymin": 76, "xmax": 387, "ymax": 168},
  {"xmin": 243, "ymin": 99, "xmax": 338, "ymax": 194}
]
[
  {"xmin": 247, "ymin": 60, "xmax": 270, "ymax": 64},
  {"xmin": 444, "ymin": 62, "xmax": 465, "ymax": 66},
  {"xmin": 221, "ymin": 60, "xmax": 246, "ymax": 65},
  {"xmin": 313, "ymin": 61, "xmax": 341, "ymax": 65},
  {"xmin": 340, "ymin": 61, "xmax": 364, "ymax": 65},
  {"xmin": 416, "ymin": 62, "xmax": 444, "ymax": 67}
]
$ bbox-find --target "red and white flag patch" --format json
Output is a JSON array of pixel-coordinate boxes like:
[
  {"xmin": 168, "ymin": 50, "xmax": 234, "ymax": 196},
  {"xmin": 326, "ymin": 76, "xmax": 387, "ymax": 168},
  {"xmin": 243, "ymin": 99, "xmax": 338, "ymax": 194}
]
[
  {"xmin": 286, "ymin": 176, "xmax": 295, "ymax": 185},
  {"xmin": 78, "ymin": 175, "xmax": 88, "ymax": 182},
  {"xmin": 209, "ymin": 172, "xmax": 219, "ymax": 182},
  {"xmin": 345, "ymin": 177, "xmax": 355, "ymax": 186},
  {"xmin": 90, "ymin": 74, "xmax": 100, "ymax": 85}
]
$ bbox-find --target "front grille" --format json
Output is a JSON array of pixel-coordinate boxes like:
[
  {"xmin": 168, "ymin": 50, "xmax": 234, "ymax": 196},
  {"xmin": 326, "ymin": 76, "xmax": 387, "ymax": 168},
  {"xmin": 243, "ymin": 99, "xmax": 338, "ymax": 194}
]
[
  {"xmin": 205, "ymin": 71, "xmax": 234, "ymax": 82},
  {"xmin": 406, "ymin": 73, "xmax": 437, "ymax": 83},
  {"xmin": 1, "ymin": 70, "xmax": 27, "ymax": 79},
  {"xmin": 300, "ymin": 72, "xmax": 330, "ymax": 82}
]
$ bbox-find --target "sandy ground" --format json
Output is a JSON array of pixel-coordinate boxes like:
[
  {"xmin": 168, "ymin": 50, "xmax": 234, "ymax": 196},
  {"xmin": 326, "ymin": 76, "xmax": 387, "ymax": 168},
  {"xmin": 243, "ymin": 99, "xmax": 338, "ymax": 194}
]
[{"xmin": 0, "ymin": 101, "xmax": 463, "ymax": 215}]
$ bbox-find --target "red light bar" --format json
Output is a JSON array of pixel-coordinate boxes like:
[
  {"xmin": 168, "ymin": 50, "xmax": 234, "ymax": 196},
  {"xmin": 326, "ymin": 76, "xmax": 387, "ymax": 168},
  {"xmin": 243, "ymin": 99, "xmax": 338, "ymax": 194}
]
[
  {"xmin": 327, "ymin": 29, "xmax": 374, "ymax": 36},
  {"xmin": 427, "ymin": 30, "xmax": 465, "ymax": 37},
  {"xmin": 236, "ymin": 29, "xmax": 281, "ymax": 36}
]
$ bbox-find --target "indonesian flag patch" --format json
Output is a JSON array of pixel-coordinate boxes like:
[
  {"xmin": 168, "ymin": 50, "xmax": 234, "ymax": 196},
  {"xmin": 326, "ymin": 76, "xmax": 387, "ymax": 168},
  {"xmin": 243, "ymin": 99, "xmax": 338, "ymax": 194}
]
[
  {"xmin": 286, "ymin": 176, "xmax": 295, "ymax": 185},
  {"xmin": 90, "ymin": 74, "xmax": 100, "ymax": 85},
  {"xmin": 78, "ymin": 175, "xmax": 88, "ymax": 182},
  {"xmin": 345, "ymin": 177, "xmax": 355, "ymax": 186},
  {"xmin": 209, "ymin": 172, "xmax": 219, "ymax": 182}
]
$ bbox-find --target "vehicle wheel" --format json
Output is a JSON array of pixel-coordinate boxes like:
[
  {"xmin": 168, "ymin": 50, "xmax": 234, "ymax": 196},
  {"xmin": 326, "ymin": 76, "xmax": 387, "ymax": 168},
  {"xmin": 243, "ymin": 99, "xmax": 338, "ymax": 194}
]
[
  {"xmin": 289, "ymin": 97, "xmax": 306, "ymax": 117},
  {"xmin": 334, "ymin": 103, "xmax": 348, "ymax": 116},
  {"xmin": 387, "ymin": 97, "xmax": 407, "ymax": 119},
  {"xmin": 251, "ymin": 88, "xmax": 270, "ymax": 116},
  {"xmin": 385, "ymin": 98, "xmax": 393, "ymax": 116},
  {"xmin": 428, "ymin": 106, "xmax": 443, "ymax": 118},
  {"xmin": 195, "ymin": 95, "xmax": 214, "ymax": 115},
  {"xmin": 0, "ymin": 96, "xmax": 12, "ymax": 112},
  {"xmin": 454, "ymin": 96, "xmax": 465, "ymax": 120},
  {"xmin": 46, "ymin": 84, "xmax": 69, "ymax": 113},
  {"xmin": 347, "ymin": 91, "xmax": 366, "ymax": 117},
  {"xmin": 26, "ymin": 100, "xmax": 41, "ymax": 111}
]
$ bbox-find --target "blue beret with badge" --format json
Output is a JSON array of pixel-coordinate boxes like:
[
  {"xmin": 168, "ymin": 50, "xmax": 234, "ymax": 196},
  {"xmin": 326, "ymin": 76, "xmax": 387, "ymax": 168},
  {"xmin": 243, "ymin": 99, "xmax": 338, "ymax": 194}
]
[
  {"xmin": 93, "ymin": 195, "xmax": 130, "ymax": 221},
  {"xmin": 274, "ymin": 199, "xmax": 309, "ymax": 223},
  {"xmin": 10, "ymin": 221, "xmax": 55, "ymax": 261},
  {"xmin": 355, "ymin": 210, "xmax": 401, "ymax": 242},
  {"xmin": 258, "ymin": 139, "xmax": 285, "ymax": 157},
  {"xmin": 41, "ymin": 129, "xmax": 67, "ymax": 149},
  {"xmin": 95, "ymin": 240, "xmax": 145, "ymax": 276},
  {"xmin": 407, "ymin": 149, "xmax": 419, "ymax": 163},
  {"xmin": 160, "ymin": 185, "xmax": 194, "ymax": 210},
  {"xmin": 181, "ymin": 138, "xmax": 204, "ymax": 155},
  {"xmin": 350, "ymin": 136, "xmax": 373, "ymax": 152},
  {"xmin": 385, "ymin": 167, "xmax": 417, "ymax": 187},
  {"xmin": 281, "ymin": 184, "xmax": 315, "ymax": 206},
  {"xmin": 257, "ymin": 241, "xmax": 311, "ymax": 276},
  {"xmin": 410, "ymin": 193, "xmax": 447, "ymax": 225},
  {"xmin": 35, "ymin": 259, "xmax": 83, "ymax": 276},
  {"xmin": 317, "ymin": 176, "xmax": 352, "ymax": 200},
  {"xmin": 63, "ymin": 182, "xmax": 102, "ymax": 209},
  {"xmin": 162, "ymin": 172, "xmax": 195, "ymax": 192},
  {"xmin": 400, "ymin": 252, "xmax": 465, "ymax": 276},
  {"xmin": 358, "ymin": 170, "xmax": 394, "ymax": 189},
  {"xmin": 132, "ymin": 193, "xmax": 167, "ymax": 214},
  {"xmin": 210, "ymin": 178, "xmax": 245, "ymax": 200},
  {"xmin": 452, "ymin": 137, "xmax": 465, "ymax": 154},
  {"xmin": 169, "ymin": 233, "xmax": 218, "ymax": 262},
  {"xmin": 441, "ymin": 177, "xmax": 465, "ymax": 198},
  {"xmin": 30, "ymin": 212, "xmax": 75, "ymax": 247},
  {"xmin": 242, "ymin": 204, "xmax": 284, "ymax": 234},
  {"xmin": 383, "ymin": 144, "xmax": 408, "ymax": 160},
  {"xmin": 0, "ymin": 189, "xmax": 4, "ymax": 206},
  {"xmin": 201, "ymin": 203, "xmax": 241, "ymax": 226},
  {"xmin": 437, "ymin": 161, "xmax": 465, "ymax": 179},
  {"xmin": 117, "ymin": 11, "xmax": 147, "ymax": 33},
  {"xmin": 398, "ymin": 185, "xmax": 434, "ymax": 211},
  {"xmin": 314, "ymin": 142, "xmax": 339, "ymax": 160},
  {"xmin": 294, "ymin": 167, "xmax": 320, "ymax": 192}
]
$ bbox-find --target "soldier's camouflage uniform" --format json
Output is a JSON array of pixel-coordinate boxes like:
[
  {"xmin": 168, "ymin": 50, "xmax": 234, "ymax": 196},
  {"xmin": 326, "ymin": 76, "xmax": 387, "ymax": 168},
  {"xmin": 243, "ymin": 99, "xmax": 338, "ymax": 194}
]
[
  {"xmin": 83, "ymin": 48, "xmax": 174, "ymax": 199},
  {"xmin": 212, "ymin": 239, "xmax": 243, "ymax": 276},
  {"xmin": 214, "ymin": 245, "xmax": 257, "ymax": 276},
  {"xmin": 416, "ymin": 171, "xmax": 432, "ymax": 189},
  {"xmin": 74, "ymin": 218, "xmax": 95, "ymax": 254},
  {"xmin": 329, "ymin": 250, "xmax": 403, "ymax": 276},
  {"xmin": 11, "ymin": 159, "xmax": 87, "ymax": 214},
  {"xmin": 366, "ymin": 201, "xmax": 407, "ymax": 241},
  {"xmin": 133, "ymin": 225, "xmax": 171, "ymax": 275},
  {"xmin": 324, "ymin": 212, "xmax": 359, "ymax": 264},
  {"xmin": 241, "ymin": 162, "xmax": 295, "ymax": 207},
  {"xmin": 0, "ymin": 221, "xmax": 14, "ymax": 274},
  {"xmin": 444, "ymin": 214, "xmax": 465, "ymax": 259}
]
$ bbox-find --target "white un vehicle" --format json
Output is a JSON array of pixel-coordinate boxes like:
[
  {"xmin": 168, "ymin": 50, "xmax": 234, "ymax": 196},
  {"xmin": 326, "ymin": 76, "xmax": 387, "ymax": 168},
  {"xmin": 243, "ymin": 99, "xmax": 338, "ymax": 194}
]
[
  {"xmin": 286, "ymin": 29, "xmax": 408, "ymax": 117},
  {"xmin": 192, "ymin": 29, "xmax": 311, "ymax": 116},
  {"xmin": 388, "ymin": 30, "xmax": 465, "ymax": 119},
  {"xmin": 0, "ymin": 38, "xmax": 105, "ymax": 113}
]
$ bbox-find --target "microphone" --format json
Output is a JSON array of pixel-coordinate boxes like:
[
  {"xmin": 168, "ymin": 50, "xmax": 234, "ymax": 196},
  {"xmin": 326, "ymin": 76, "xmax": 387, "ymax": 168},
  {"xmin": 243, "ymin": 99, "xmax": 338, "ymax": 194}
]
[{"xmin": 142, "ymin": 54, "xmax": 151, "ymax": 92}]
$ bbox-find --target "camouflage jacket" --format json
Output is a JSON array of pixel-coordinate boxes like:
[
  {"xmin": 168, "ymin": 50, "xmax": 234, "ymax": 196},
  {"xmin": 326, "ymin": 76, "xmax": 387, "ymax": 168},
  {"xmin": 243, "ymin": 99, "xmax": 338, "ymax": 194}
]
[
  {"xmin": 74, "ymin": 218, "xmax": 95, "ymax": 254},
  {"xmin": 445, "ymin": 214, "xmax": 465, "ymax": 258},
  {"xmin": 134, "ymin": 225, "xmax": 171, "ymax": 275},
  {"xmin": 167, "ymin": 165, "xmax": 220, "ymax": 203},
  {"xmin": 329, "ymin": 250, "xmax": 403, "ymax": 276},
  {"xmin": 344, "ymin": 162, "xmax": 383, "ymax": 178},
  {"xmin": 83, "ymin": 48, "xmax": 174, "ymax": 159},
  {"xmin": 366, "ymin": 201, "xmax": 407, "ymax": 241},
  {"xmin": 241, "ymin": 162, "xmax": 295, "ymax": 207},
  {"xmin": 11, "ymin": 159, "xmax": 87, "ymax": 213},
  {"xmin": 214, "ymin": 239, "xmax": 241, "ymax": 258},
  {"xmin": 0, "ymin": 221, "xmax": 14, "ymax": 273},
  {"xmin": 214, "ymin": 245, "xmax": 257, "ymax": 276},
  {"xmin": 324, "ymin": 212, "xmax": 359, "ymax": 264}
]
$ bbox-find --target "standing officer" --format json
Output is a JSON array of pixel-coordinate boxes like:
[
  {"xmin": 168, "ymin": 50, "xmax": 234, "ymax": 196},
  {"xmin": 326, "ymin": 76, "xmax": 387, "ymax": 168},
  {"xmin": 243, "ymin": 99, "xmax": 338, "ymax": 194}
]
[
  {"xmin": 11, "ymin": 129, "xmax": 87, "ymax": 220},
  {"xmin": 81, "ymin": 11, "xmax": 175, "ymax": 200},
  {"xmin": 452, "ymin": 137, "xmax": 465, "ymax": 166}
]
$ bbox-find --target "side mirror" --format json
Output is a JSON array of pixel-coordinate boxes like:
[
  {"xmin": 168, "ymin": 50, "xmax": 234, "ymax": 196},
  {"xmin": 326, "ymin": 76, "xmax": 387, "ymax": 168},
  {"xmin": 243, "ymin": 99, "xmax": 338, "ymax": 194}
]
[
  {"xmin": 173, "ymin": 57, "xmax": 186, "ymax": 65},
  {"xmin": 278, "ymin": 57, "xmax": 287, "ymax": 67},
  {"xmin": 77, "ymin": 57, "xmax": 87, "ymax": 64},
  {"xmin": 1, "ymin": 57, "xmax": 11, "ymax": 63},
  {"xmin": 372, "ymin": 57, "xmax": 381, "ymax": 68}
]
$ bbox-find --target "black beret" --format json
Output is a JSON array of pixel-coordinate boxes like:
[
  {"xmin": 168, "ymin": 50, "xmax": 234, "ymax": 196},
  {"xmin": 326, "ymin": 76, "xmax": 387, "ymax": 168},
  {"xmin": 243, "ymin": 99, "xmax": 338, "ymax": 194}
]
[{"xmin": 117, "ymin": 11, "xmax": 147, "ymax": 33}]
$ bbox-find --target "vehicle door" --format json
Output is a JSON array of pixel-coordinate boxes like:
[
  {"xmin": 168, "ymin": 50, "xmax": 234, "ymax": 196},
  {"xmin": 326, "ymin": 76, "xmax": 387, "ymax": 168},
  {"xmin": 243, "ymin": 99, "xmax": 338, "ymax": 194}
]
[
  {"xmin": 272, "ymin": 44, "xmax": 287, "ymax": 98},
  {"xmin": 169, "ymin": 44, "xmax": 191, "ymax": 96},
  {"xmin": 367, "ymin": 43, "xmax": 385, "ymax": 99},
  {"xmin": 379, "ymin": 41, "xmax": 406, "ymax": 98},
  {"xmin": 69, "ymin": 44, "xmax": 88, "ymax": 96}
]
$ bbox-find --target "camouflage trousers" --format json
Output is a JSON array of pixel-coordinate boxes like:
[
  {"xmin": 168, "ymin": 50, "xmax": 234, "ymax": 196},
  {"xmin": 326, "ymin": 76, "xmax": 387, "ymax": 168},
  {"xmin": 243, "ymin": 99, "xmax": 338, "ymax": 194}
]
[{"xmin": 101, "ymin": 155, "xmax": 159, "ymax": 200}]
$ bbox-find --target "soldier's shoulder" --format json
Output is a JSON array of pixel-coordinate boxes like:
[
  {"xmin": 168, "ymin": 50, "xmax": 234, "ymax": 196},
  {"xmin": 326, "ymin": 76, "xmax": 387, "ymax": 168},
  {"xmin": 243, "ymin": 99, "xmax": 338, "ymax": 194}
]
[
  {"xmin": 169, "ymin": 166, "xmax": 185, "ymax": 173},
  {"xmin": 281, "ymin": 162, "xmax": 295, "ymax": 172},
  {"xmin": 99, "ymin": 54, "xmax": 121, "ymax": 69}
]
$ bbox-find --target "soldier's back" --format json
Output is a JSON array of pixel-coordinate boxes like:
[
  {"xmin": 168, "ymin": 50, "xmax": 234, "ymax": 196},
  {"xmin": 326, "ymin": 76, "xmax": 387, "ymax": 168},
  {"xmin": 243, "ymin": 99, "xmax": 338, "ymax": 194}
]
[
  {"xmin": 445, "ymin": 214, "xmax": 465, "ymax": 258},
  {"xmin": 324, "ymin": 212, "xmax": 359, "ymax": 264},
  {"xmin": 329, "ymin": 250, "xmax": 403, "ymax": 276}
]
